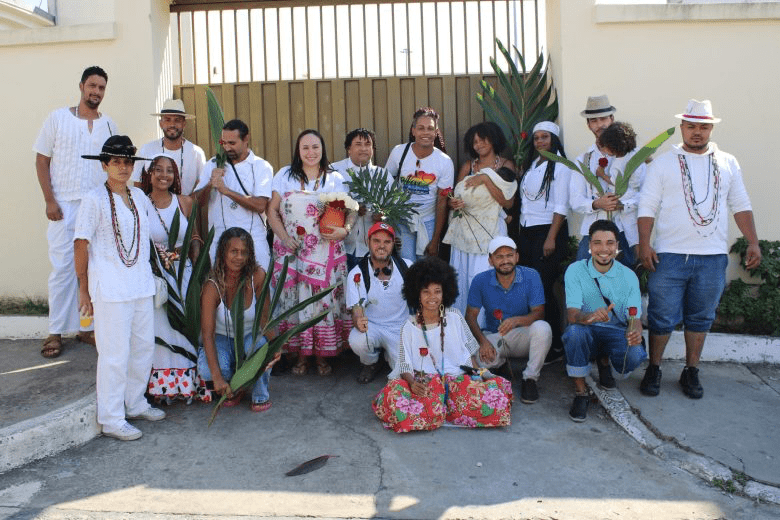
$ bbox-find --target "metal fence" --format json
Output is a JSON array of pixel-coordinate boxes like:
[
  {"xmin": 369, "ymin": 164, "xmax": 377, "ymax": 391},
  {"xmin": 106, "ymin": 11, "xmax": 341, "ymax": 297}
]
[{"xmin": 170, "ymin": 1, "xmax": 543, "ymax": 84}]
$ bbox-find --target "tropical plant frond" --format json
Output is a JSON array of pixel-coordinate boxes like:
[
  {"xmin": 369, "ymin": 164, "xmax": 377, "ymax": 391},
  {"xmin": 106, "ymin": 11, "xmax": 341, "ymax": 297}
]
[
  {"xmin": 230, "ymin": 277, "xmax": 247, "ymax": 368},
  {"xmin": 343, "ymin": 166, "xmax": 417, "ymax": 230},
  {"xmin": 252, "ymin": 253, "xmax": 276, "ymax": 345},
  {"xmin": 615, "ymin": 127, "xmax": 675, "ymax": 197},
  {"xmin": 205, "ymin": 87, "xmax": 227, "ymax": 168}
]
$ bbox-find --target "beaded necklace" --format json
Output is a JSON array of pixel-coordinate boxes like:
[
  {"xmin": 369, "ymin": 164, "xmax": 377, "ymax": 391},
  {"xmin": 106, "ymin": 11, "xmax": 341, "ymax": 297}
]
[
  {"xmin": 470, "ymin": 155, "xmax": 500, "ymax": 175},
  {"xmin": 521, "ymin": 159, "xmax": 549, "ymax": 202},
  {"xmin": 105, "ymin": 182, "xmax": 141, "ymax": 267},
  {"xmin": 149, "ymin": 193, "xmax": 174, "ymax": 236},
  {"xmin": 678, "ymin": 153, "xmax": 721, "ymax": 231}
]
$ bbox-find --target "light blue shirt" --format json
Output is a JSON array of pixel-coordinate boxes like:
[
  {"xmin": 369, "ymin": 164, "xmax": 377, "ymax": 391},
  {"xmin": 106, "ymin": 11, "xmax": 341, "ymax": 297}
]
[{"xmin": 564, "ymin": 259, "xmax": 641, "ymax": 327}]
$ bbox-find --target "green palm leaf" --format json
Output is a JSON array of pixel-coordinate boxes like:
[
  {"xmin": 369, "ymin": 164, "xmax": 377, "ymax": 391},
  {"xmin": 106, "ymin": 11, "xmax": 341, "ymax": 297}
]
[
  {"xmin": 205, "ymin": 87, "xmax": 227, "ymax": 168},
  {"xmin": 614, "ymin": 127, "xmax": 675, "ymax": 197}
]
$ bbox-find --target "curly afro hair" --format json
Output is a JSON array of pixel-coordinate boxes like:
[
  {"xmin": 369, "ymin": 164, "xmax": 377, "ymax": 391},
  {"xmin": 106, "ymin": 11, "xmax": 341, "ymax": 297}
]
[
  {"xmin": 402, "ymin": 256, "xmax": 459, "ymax": 311},
  {"xmin": 598, "ymin": 121, "xmax": 637, "ymax": 158}
]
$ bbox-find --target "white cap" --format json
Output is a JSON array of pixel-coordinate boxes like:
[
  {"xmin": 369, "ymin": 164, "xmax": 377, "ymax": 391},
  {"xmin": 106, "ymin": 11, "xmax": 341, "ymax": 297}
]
[{"xmin": 488, "ymin": 236, "xmax": 516, "ymax": 255}]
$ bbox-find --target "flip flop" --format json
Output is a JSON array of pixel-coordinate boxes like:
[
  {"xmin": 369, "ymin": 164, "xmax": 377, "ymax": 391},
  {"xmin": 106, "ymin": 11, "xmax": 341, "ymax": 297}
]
[
  {"xmin": 221, "ymin": 390, "xmax": 244, "ymax": 407},
  {"xmin": 41, "ymin": 335, "xmax": 63, "ymax": 358},
  {"xmin": 250, "ymin": 401, "xmax": 272, "ymax": 412}
]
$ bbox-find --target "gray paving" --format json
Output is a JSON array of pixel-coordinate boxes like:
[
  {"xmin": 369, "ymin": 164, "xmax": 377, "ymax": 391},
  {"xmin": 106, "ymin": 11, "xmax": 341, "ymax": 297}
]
[{"xmin": 620, "ymin": 360, "xmax": 780, "ymax": 486}]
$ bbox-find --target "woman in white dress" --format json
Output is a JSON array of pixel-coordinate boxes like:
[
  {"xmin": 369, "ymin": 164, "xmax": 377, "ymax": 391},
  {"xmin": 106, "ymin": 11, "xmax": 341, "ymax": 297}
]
[{"xmin": 140, "ymin": 153, "xmax": 203, "ymax": 403}]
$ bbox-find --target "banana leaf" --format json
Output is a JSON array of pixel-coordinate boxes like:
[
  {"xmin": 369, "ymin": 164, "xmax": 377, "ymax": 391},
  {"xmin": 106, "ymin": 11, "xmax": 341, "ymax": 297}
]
[
  {"xmin": 205, "ymin": 87, "xmax": 227, "ymax": 168},
  {"xmin": 614, "ymin": 127, "xmax": 675, "ymax": 197}
]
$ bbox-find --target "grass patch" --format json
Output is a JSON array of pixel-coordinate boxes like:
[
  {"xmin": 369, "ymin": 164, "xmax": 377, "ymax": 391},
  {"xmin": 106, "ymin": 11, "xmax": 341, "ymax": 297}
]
[{"xmin": 0, "ymin": 296, "xmax": 48, "ymax": 316}]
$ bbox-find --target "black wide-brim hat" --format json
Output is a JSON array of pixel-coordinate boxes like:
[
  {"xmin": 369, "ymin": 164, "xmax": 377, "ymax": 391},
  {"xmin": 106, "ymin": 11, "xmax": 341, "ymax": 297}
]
[{"xmin": 82, "ymin": 135, "xmax": 149, "ymax": 161}]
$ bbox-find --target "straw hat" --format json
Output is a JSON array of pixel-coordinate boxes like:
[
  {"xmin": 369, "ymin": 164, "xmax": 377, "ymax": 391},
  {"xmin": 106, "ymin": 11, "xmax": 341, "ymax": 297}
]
[
  {"xmin": 675, "ymin": 99, "xmax": 721, "ymax": 124},
  {"xmin": 580, "ymin": 95, "xmax": 616, "ymax": 118},
  {"xmin": 150, "ymin": 99, "xmax": 195, "ymax": 119}
]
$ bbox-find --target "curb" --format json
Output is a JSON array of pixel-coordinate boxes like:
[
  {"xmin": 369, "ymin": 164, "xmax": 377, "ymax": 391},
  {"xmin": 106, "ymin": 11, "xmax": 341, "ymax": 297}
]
[
  {"xmin": 0, "ymin": 392, "xmax": 99, "ymax": 474},
  {"xmin": 586, "ymin": 375, "xmax": 780, "ymax": 505}
]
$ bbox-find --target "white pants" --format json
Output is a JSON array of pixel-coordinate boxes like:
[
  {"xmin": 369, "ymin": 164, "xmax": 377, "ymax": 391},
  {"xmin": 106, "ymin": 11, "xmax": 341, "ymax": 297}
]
[
  {"xmin": 476, "ymin": 320, "xmax": 552, "ymax": 380},
  {"xmin": 93, "ymin": 288, "xmax": 155, "ymax": 429},
  {"xmin": 47, "ymin": 199, "xmax": 92, "ymax": 334},
  {"xmin": 349, "ymin": 322, "xmax": 401, "ymax": 368}
]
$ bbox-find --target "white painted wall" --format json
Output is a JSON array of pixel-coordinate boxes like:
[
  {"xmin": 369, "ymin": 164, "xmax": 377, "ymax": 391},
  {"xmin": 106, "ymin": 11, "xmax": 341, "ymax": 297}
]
[
  {"xmin": 0, "ymin": 0, "xmax": 172, "ymax": 297},
  {"xmin": 547, "ymin": 0, "xmax": 780, "ymax": 281}
]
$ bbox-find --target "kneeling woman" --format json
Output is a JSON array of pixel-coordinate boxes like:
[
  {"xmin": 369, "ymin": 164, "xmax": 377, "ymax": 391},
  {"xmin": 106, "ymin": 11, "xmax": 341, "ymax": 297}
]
[
  {"xmin": 199, "ymin": 227, "xmax": 275, "ymax": 412},
  {"xmin": 373, "ymin": 257, "xmax": 512, "ymax": 433}
]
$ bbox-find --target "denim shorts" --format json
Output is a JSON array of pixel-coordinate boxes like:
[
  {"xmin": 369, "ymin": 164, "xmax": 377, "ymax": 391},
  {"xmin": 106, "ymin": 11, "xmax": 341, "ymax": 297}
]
[{"xmin": 647, "ymin": 253, "xmax": 728, "ymax": 335}]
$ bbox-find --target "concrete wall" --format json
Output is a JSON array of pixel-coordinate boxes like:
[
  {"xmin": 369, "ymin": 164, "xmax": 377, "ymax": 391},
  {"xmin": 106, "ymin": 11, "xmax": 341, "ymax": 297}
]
[
  {"xmin": 546, "ymin": 0, "xmax": 780, "ymax": 280},
  {"xmin": 0, "ymin": 0, "xmax": 172, "ymax": 297}
]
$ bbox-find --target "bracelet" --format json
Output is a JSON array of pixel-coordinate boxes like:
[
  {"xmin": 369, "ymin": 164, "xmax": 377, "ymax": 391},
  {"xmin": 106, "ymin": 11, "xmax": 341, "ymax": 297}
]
[{"xmin": 191, "ymin": 234, "xmax": 204, "ymax": 244}]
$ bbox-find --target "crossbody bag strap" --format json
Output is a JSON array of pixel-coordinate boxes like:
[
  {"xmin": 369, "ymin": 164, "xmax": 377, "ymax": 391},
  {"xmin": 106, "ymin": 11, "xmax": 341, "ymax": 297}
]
[
  {"xmin": 592, "ymin": 275, "xmax": 620, "ymax": 322},
  {"xmin": 396, "ymin": 141, "xmax": 413, "ymax": 180}
]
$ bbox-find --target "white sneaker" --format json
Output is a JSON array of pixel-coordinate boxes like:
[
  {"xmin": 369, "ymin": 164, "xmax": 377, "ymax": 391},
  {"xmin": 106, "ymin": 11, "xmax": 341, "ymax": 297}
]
[
  {"xmin": 103, "ymin": 421, "xmax": 143, "ymax": 441},
  {"xmin": 127, "ymin": 407, "xmax": 166, "ymax": 422}
]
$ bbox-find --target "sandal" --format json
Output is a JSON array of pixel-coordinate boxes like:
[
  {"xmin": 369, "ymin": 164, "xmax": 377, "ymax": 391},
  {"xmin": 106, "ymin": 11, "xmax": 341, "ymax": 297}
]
[
  {"xmin": 76, "ymin": 331, "xmax": 96, "ymax": 346},
  {"xmin": 41, "ymin": 334, "xmax": 63, "ymax": 358},
  {"xmin": 357, "ymin": 362, "xmax": 381, "ymax": 384},
  {"xmin": 250, "ymin": 401, "xmax": 272, "ymax": 413},
  {"xmin": 222, "ymin": 390, "xmax": 244, "ymax": 407},
  {"xmin": 316, "ymin": 360, "xmax": 332, "ymax": 376},
  {"xmin": 292, "ymin": 357, "xmax": 309, "ymax": 376}
]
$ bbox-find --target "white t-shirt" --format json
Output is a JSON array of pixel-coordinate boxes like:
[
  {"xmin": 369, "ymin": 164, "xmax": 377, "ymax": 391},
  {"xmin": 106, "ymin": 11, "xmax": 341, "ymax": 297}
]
[
  {"xmin": 520, "ymin": 158, "xmax": 570, "ymax": 226},
  {"xmin": 196, "ymin": 151, "xmax": 274, "ymax": 236},
  {"xmin": 74, "ymin": 186, "xmax": 155, "ymax": 302},
  {"xmin": 332, "ymin": 158, "xmax": 393, "ymax": 256},
  {"xmin": 33, "ymin": 107, "xmax": 118, "ymax": 202},
  {"xmin": 345, "ymin": 257, "xmax": 412, "ymax": 329},
  {"xmin": 271, "ymin": 166, "xmax": 346, "ymax": 195},
  {"xmin": 638, "ymin": 143, "xmax": 752, "ymax": 255},
  {"xmin": 131, "ymin": 139, "xmax": 207, "ymax": 195},
  {"xmin": 384, "ymin": 143, "xmax": 454, "ymax": 220}
]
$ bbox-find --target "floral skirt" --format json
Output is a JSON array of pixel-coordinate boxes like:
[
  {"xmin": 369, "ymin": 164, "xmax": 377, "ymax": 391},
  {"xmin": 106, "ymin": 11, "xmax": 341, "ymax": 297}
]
[{"xmin": 372, "ymin": 375, "xmax": 512, "ymax": 433}]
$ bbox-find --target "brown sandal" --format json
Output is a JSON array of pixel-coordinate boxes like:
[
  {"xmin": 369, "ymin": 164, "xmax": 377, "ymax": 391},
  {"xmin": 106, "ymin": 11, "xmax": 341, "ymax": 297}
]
[
  {"xmin": 76, "ymin": 331, "xmax": 96, "ymax": 346},
  {"xmin": 292, "ymin": 357, "xmax": 309, "ymax": 376},
  {"xmin": 41, "ymin": 335, "xmax": 63, "ymax": 358},
  {"xmin": 316, "ymin": 360, "xmax": 332, "ymax": 376},
  {"xmin": 357, "ymin": 362, "xmax": 380, "ymax": 384}
]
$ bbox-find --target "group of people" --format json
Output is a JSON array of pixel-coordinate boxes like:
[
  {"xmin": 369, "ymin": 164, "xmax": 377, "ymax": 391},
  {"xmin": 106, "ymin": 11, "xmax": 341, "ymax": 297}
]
[{"xmin": 34, "ymin": 65, "xmax": 761, "ymax": 438}]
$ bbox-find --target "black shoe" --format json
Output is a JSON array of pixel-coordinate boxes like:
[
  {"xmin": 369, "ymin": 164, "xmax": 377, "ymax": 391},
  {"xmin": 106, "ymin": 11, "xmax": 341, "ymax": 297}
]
[
  {"xmin": 640, "ymin": 364, "xmax": 662, "ymax": 396},
  {"xmin": 520, "ymin": 379, "xmax": 539, "ymax": 404},
  {"xmin": 679, "ymin": 366, "xmax": 703, "ymax": 399},
  {"xmin": 597, "ymin": 362, "xmax": 616, "ymax": 390},
  {"xmin": 544, "ymin": 347, "xmax": 565, "ymax": 365},
  {"xmin": 569, "ymin": 395, "xmax": 589, "ymax": 422}
]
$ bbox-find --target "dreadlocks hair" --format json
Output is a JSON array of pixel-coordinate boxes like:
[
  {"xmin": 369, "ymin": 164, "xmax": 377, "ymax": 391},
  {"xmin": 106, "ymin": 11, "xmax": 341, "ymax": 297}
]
[
  {"xmin": 209, "ymin": 227, "xmax": 258, "ymax": 297},
  {"xmin": 408, "ymin": 107, "xmax": 447, "ymax": 153},
  {"xmin": 523, "ymin": 128, "xmax": 567, "ymax": 205},
  {"xmin": 140, "ymin": 155, "xmax": 182, "ymax": 195},
  {"xmin": 597, "ymin": 121, "xmax": 637, "ymax": 158}
]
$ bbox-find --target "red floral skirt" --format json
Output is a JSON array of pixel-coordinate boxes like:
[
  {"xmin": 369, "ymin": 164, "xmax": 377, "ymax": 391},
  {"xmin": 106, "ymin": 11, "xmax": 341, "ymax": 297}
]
[{"xmin": 372, "ymin": 375, "xmax": 512, "ymax": 433}]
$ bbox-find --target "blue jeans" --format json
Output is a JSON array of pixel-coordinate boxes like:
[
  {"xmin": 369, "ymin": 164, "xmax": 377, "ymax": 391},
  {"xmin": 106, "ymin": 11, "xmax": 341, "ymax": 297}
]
[
  {"xmin": 647, "ymin": 253, "xmax": 727, "ymax": 335},
  {"xmin": 198, "ymin": 334, "xmax": 271, "ymax": 403},
  {"xmin": 398, "ymin": 218, "xmax": 435, "ymax": 261},
  {"xmin": 563, "ymin": 323, "xmax": 647, "ymax": 378},
  {"xmin": 577, "ymin": 232, "xmax": 635, "ymax": 268}
]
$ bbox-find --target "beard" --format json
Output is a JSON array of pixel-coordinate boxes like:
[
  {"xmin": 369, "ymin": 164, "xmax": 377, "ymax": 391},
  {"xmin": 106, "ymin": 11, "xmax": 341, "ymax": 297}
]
[
  {"xmin": 84, "ymin": 97, "xmax": 101, "ymax": 109},
  {"xmin": 163, "ymin": 127, "xmax": 183, "ymax": 140},
  {"xmin": 495, "ymin": 263, "xmax": 515, "ymax": 276},
  {"xmin": 370, "ymin": 250, "xmax": 391, "ymax": 263},
  {"xmin": 683, "ymin": 139, "xmax": 709, "ymax": 151}
]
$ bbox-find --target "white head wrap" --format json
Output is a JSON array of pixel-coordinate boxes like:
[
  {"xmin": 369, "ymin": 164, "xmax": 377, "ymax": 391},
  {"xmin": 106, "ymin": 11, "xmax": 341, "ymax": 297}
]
[{"xmin": 532, "ymin": 121, "xmax": 560, "ymax": 137}]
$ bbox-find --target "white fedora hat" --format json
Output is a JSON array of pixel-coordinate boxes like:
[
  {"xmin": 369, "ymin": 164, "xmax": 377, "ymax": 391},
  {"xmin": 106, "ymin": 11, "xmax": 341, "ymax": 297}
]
[
  {"xmin": 151, "ymin": 99, "xmax": 195, "ymax": 119},
  {"xmin": 580, "ymin": 95, "xmax": 616, "ymax": 118},
  {"xmin": 675, "ymin": 99, "xmax": 721, "ymax": 124}
]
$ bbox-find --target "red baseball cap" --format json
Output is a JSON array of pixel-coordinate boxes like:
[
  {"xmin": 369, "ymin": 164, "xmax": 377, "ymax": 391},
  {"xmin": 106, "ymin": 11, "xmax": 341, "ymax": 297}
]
[{"xmin": 368, "ymin": 222, "xmax": 395, "ymax": 239}]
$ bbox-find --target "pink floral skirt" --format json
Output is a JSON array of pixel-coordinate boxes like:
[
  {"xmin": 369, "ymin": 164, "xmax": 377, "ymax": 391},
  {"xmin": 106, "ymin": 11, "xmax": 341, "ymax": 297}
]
[{"xmin": 372, "ymin": 375, "xmax": 512, "ymax": 433}]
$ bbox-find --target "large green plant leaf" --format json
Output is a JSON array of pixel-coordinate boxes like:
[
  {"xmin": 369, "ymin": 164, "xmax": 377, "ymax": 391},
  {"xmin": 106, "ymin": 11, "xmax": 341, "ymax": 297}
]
[
  {"xmin": 539, "ymin": 150, "xmax": 604, "ymax": 196},
  {"xmin": 614, "ymin": 127, "xmax": 676, "ymax": 197},
  {"xmin": 205, "ymin": 87, "xmax": 227, "ymax": 168},
  {"xmin": 230, "ymin": 278, "xmax": 246, "ymax": 368}
]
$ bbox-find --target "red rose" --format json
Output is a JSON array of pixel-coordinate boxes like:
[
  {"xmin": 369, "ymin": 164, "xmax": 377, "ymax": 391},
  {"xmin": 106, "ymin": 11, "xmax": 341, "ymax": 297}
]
[
  {"xmin": 296, "ymin": 226, "xmax": 306, "ymax": 236},
  {"xmin": 439, "ymin": 187, "xmax": 453, "ymax": 198},
  {"xmin": 493, "ymin": 309, "xmax": 503, "ymax": 321},
  {"xmin": 354, "ymin": 273, "xmax": 361, "ymax": 284},
  {"xmin": 331, "ymin": 200, "xmax": 346, "ymax": 209},
  {"xmin": 419, "ymin": 347, "xmax": 429, "ymax": 357},
  {"xmin": 628, "ymin": 307, "xmax": 638, "ymax": 317},
  {"xmin": 598, "ymin": 157, "xmax": 608, "ymax": 168},
  {"xmin": 520, "ymin": 131, "xmax": 528, "ymax": 140}
]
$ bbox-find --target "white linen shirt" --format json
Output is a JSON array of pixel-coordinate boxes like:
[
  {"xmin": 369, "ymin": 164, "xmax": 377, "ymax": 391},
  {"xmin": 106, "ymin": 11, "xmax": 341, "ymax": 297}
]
[
  {"xmin": 569, "ymin": 144, "xmax": 645, "ymax": 244},
  {"xmin": 271, "ymin": 166, "xmax": 346, "ymax": 195},
  {"xmin": 332, "ymin": 158, "xmax": 393, "ymax": 257},
  {"xmin": 345, "ymin": 259, "xmax": 412, "ymax": 329},
  {"xmin": 384, "ymin": 144, "xmax": 454, "ymax": 220},
  {"xmin": 131, "ymin": 139, "xmax": 207, "ymax": 195},
  {"xmin": 196, "ymin": 150, "xmax": 274, "ymax": 235},
  {"xmin": 74, "ymin": 186, "xmax": 155, "ymax": 302},
  {"xmin": 33, "ymin": 107, "xmax": 118, "ymax": 202},
  {"xmin": 638, "ymin": 143, "xmax": 752, "ymax": 255},
  {"xmin": 520, "ymin": 158, "xmax": 570, "ymax": 226}
]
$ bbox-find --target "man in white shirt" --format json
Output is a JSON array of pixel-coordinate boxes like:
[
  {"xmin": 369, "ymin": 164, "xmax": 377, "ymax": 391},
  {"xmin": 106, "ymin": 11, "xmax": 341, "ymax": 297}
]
[
  {"xmin": 33, "ymin": 66, "xmax": 119, "ymax": 357},
  {"xmin": 331, "ymin": 128, "xmax": 389, "ymax": 270},
  {"xmin": 569, "ymin": 95, "xmax": 646, "ymax": 268},
  {"xmin": 637, "ymin": 99, "xmax": 761, "ymax": 400},
  {"xmin": 346, "ymin": 222, "xmax": 411, "ymax": 383},
  {"xmin": 194, "ymin": 119, "xmax": 273, "ymax": 268},
  {"xmin": 131, "ymin": 99, "xmax": 206, "ymax": 195}
]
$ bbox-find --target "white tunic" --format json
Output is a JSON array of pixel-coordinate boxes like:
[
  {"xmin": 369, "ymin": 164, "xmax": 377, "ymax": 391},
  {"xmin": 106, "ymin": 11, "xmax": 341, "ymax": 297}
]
[
  {"xmin": 131, "ymin": 139, "xmax": 207, "ymax": 195},
  {"xmin": 33, "ymin": 107, "xmax": 118, "ymax": 202},
  {"xmin": 272, "ymin": 166, "xmax": 347, "ymax": 195},
  {"xmin": 520, "ymin": 159, "xmax": 570, "ymax": 226},
  {"xmin": 74, "ymin": 186, "xmax": 155, "ymax": 302},
  {"xmin": 638, "ymin": 143, "xmax": 752, "ymax": 255}
]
